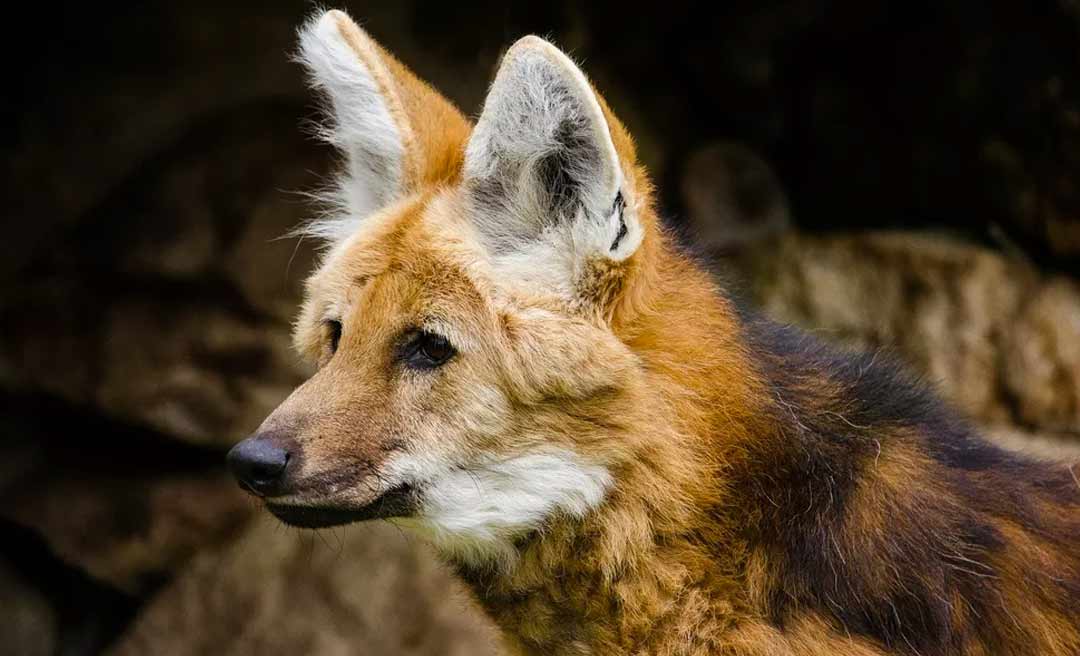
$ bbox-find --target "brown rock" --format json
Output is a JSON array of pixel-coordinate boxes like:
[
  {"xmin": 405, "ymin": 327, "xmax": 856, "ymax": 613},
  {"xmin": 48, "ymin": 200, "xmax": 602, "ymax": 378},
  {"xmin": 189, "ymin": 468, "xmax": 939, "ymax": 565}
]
[
  {"xmin": 96, "ymin": 300, "xmax": 305, "ymax": 447},
  {"xmin": 0, "ymin": 557, "xmax": 56, "ymax": 656},
  {"xmin": 0, "ymin": 108, "xmax": 321, "ymax": 447},
  {"xmin": 109, "ymin": 520, "xmax": 503, "ymax": 656},
  {"xmin": 0, "ymin": 413, "xmax": 253, "ymax": 595},
  {"xmin": 0, "ymin": 289, "xmax": 307, "ymax": 448},
  {"xmin": 5, "ymin": 470, "xmax": 252, "ymax": 596},
  {"xmin": 1004, "ymin": 279, "xmax": 1080, "ymax": 433},
  {"xmin": 734, "ymin": 231, "xmax": 1080, "ymax": 440}
]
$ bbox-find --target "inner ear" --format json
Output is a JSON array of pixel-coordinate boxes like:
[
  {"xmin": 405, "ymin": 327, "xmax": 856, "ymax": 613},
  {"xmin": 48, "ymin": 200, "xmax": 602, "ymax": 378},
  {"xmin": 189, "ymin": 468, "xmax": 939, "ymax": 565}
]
[
  {"xmin": 463, "ymin": 36, "xmax": 631, "ymax": 258},
  {"xmin": 534, "ymin": 117, "xmax": 607, "ymax": 221}
]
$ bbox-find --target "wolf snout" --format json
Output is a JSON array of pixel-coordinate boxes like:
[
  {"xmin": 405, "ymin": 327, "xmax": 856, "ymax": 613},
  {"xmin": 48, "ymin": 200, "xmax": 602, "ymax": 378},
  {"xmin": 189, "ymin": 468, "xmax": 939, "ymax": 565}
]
[{"xmin": 227, "ymin": 436, "xmax": 291, "ymax": 497}]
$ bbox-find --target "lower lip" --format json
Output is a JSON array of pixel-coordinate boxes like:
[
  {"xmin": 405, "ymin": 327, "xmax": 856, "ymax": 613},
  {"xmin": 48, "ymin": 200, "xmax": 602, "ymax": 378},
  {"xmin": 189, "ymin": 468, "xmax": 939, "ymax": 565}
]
[{"xmin": 265, "ymin": 483, "xmax": 417, "ymax": 528}]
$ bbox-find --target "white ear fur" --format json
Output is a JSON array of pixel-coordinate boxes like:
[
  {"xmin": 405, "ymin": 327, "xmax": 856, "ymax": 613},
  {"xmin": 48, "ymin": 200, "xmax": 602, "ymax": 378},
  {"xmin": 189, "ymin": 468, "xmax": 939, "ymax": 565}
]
[
  {"xmin": 464, "ymin": 37, "xmax": 641, "ymax": 269},
  {"xmin": 296, "ymin": 11, "xmax": 408, "ymax": 241}
]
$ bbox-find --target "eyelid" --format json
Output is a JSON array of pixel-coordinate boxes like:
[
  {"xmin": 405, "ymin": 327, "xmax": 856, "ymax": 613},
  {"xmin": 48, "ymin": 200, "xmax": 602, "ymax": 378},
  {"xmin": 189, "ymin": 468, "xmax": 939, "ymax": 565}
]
[
  {"xmin": 417, "ymin": 315, "xmax": 446, "ymax": 332},
  {"xmin": 416, "ymin": 318, "xmax": 470, "ymax": 352}
]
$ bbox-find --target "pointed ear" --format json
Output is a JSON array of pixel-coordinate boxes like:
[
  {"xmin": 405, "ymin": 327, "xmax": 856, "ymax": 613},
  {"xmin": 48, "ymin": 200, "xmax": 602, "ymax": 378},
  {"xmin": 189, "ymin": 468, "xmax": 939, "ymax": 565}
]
[
  {"xmin": 463, "ymin": 36, "xmax": 643, "ymax": 264},
  {"xmin": 297, "ymin": 10, "xmax": 470, "ymax": 239}
]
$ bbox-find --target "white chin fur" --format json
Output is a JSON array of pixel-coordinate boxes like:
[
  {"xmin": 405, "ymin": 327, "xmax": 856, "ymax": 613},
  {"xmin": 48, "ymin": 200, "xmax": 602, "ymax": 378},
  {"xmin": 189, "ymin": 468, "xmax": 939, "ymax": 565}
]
[{"xmin": 387, "ymin": 449, "xmax": 612, "ymax": 568}]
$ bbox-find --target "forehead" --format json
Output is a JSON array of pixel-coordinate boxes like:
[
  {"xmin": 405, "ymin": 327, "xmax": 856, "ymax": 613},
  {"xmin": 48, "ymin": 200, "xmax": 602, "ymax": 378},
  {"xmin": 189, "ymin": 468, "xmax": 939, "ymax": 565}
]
[{"xmin": 307, "ymin": 192, "xmax": 492, "ymax": 323}]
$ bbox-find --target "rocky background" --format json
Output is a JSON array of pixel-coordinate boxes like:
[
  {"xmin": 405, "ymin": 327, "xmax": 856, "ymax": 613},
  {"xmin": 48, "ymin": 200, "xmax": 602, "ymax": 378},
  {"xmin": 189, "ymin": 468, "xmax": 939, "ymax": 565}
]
[{"xmin": 2, "ymin": 1, "xmax": 1078, "ymax": 654}]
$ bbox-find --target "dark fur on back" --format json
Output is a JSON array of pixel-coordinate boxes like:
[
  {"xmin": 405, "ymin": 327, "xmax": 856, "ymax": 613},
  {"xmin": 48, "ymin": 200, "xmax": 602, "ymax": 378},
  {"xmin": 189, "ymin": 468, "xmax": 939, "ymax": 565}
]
[{"xmin": 733, "ymin": 315, "xmax": 1080, "ymax": 654}]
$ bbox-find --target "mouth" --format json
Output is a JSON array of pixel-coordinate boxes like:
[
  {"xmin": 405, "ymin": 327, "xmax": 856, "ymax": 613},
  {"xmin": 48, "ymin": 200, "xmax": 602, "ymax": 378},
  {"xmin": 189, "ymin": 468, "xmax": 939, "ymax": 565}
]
[{"xmin": 265, "ymin": 482, "xmax": 418, "ymax": 528}]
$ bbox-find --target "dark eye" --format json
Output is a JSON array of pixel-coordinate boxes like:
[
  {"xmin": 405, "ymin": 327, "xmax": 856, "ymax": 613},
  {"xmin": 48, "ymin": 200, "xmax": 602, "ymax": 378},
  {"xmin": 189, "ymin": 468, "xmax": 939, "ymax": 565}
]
[
  {"xmin": 324, "ymin": 319, "xmax": 343, "ymax": 354},
  {"xmin": 402, "ymin": 331, "xmax": 456, "ymax": 370}
]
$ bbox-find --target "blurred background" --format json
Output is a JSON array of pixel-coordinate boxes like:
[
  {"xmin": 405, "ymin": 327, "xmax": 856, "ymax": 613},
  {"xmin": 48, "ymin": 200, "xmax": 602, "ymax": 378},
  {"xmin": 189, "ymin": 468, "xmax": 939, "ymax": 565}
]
[{"xmin": 2, "ymin": 1, "xmax": 1079, "ymax": 654}]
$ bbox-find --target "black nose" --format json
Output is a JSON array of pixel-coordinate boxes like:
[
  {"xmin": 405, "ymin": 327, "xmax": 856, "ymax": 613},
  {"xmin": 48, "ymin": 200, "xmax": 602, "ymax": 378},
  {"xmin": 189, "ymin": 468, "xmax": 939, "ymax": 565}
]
[{"xmin": 227, "ymin": 437, "xmax": 290, "ymax": 497}]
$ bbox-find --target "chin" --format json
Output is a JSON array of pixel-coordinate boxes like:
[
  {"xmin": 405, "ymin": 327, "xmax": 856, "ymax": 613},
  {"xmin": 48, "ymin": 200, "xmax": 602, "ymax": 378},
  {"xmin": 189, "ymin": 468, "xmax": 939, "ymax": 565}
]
[{"xmin": 265, "ymin": 483, "xmax": 418, "ymax": 529}]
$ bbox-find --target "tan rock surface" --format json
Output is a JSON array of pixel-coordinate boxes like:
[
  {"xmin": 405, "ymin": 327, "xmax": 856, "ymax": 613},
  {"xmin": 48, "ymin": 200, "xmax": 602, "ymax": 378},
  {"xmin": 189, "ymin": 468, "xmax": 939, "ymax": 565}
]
[
  {"xmin": 734, "ymin": 231, "xmax": 1080, "ymax": 440},
  {"xmin": 0, "ymin": 424, "xmax": 253, "ymax": 595},
  {"xmin": 109, "ymin": 520, "xmax": 503, "ymax": 656}
]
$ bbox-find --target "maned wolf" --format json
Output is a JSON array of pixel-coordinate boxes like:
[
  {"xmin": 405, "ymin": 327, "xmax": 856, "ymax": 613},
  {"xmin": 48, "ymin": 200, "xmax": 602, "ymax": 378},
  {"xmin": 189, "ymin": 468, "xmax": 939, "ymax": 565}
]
[{"xmin": 228, "ymin": 10, "xmax": 1080, "ymax": 655}]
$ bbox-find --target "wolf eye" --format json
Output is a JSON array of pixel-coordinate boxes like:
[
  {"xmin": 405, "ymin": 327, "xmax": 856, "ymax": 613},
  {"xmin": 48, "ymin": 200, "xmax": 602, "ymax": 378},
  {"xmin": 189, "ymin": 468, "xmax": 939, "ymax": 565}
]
[
  {"xmin": 402, "ymin": 331, "xmax": 456, "ymax": 370},
  {"xmin": 323, "ymin": 319, "xmax": 343, "ymax": 354}
]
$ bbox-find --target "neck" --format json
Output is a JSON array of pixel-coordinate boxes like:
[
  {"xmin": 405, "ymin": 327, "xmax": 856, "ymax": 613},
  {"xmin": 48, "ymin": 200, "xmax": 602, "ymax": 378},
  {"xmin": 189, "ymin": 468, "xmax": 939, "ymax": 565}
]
[
  {"xmin": 429, "ymin": 234, "xmax": 1080, "ymax": 655},
  {"xmin": 447, "ymin": 238, "xmax": 772, "ymax": 654}
]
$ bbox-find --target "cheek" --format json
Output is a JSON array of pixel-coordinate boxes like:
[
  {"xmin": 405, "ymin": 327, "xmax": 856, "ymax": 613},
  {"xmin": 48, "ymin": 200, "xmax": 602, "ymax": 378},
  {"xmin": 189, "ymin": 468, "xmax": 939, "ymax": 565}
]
[
  {"xmin": 505, "ymin": 315, "xmax": 635, "ymax": 404},
  {"xmin": 382, "ymin": 369, "xmax": 511, "ymax": 488},
  {"xmin": 447, "ymin": 379, "xmax": 513, "ymax": 442},
  {"xmin": 397, "ymin": 366, "xmax": 514, "ymax": 455}
]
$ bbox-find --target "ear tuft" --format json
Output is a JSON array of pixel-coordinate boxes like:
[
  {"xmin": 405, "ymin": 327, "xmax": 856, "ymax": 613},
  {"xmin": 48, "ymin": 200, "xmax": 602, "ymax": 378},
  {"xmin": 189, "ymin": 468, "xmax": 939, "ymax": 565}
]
[{"xmin": 296, "ymin": 10, "xmax": 408, "ymax": 234}]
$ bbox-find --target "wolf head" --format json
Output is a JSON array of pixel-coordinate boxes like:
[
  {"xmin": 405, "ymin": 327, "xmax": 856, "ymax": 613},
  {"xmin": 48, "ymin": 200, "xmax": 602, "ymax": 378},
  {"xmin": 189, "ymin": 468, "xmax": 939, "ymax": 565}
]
[{"xmin": 229, "ymin": 10, "xmax": 668, "ymax": 567}]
